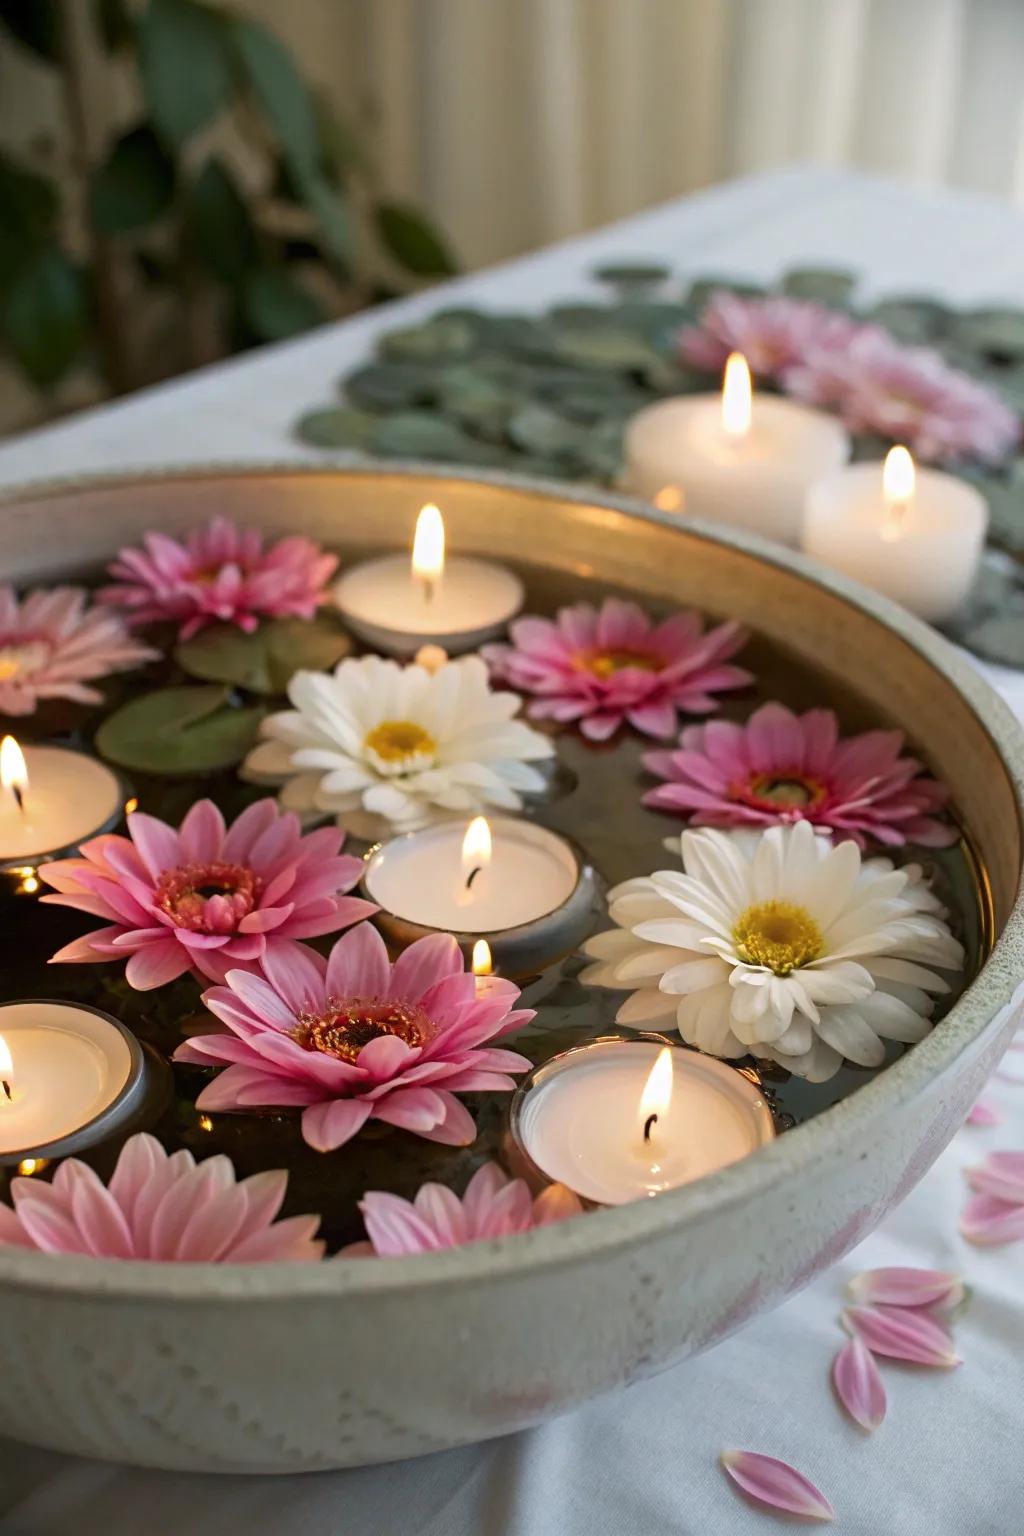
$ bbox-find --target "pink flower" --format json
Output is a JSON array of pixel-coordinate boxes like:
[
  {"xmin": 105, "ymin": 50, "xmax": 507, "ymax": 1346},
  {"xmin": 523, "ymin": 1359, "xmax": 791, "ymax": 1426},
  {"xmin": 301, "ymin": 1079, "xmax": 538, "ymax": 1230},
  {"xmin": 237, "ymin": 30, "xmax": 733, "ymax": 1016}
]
[
  {"xmin": 0, "ymin": 1133, "xmax": 324, "ymax": 1261},
  {"xmin": 0, "ymin": 584, "xmax": 156, "ymax": 717},
  {"xmin": 483, "ymin": 598, "xmax": 750, "ymax": 743},
  {"xmin": 642, "ymin": 702, "xmax": 954, "ymax": 849},
  {"xmin": 345, "ymin": 1162, "xmax": 583, "ymax": 1257},
  {"xmin": 678, "ymin": 291, "xmax": 863, "ymax": 379},
  {"xmin": 788, "ymin": 329, "xmax": 1020, "ymax": 465},
  {"xmin": 41, "ymin": 798, "xmax": 375, "ymax": 989},
  {"xmin": 175, "ymin": 926, "xmax": 534, "ymax": 1153},
  {"xmin": 99, "ymin": 517, "xmax": 339, "ymax": 640}
]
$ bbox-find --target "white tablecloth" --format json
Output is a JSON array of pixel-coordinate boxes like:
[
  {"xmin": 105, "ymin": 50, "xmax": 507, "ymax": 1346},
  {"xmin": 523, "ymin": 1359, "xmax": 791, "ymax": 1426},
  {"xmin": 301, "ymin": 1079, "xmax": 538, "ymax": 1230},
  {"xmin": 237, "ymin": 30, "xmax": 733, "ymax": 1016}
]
[{"xmin": 2, "ymin": 166, "xmax": 1023, "ymax": 1534}]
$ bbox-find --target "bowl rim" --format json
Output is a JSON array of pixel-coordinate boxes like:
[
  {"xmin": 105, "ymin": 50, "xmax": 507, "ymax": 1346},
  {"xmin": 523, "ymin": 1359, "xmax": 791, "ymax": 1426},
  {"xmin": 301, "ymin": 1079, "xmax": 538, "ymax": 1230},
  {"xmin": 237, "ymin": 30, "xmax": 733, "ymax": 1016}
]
[{"xmin": 1, "ymin": 457, "xmax": 1022, "ymax": 1301}]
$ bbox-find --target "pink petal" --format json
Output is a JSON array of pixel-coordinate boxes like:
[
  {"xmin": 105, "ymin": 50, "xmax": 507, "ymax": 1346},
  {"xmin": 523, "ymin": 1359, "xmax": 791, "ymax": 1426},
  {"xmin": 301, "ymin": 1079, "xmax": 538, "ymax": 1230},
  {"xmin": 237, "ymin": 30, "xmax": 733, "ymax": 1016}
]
[
  {"xmin": 720, "ymin": 1450, "xmax": 835, "ymax": 1522},
  {"xmin": 967, "ymin": 1151, "xmax": 1024, "ymax": 1204},
  {"xmin": 301, "ymin": 1097, "xmax": 372, "ymax": 1152},
  {"xmin": 961, "ymin": 1190, "xmax": 1024, "ymax": 1246},
  {"xmin": 966, "ymin": 1098, "xmax": 1002, "ymax": 1127},
  {"xmin": 842, "ymin": 1305, "xmax": 961, "ymax": 1367},
  {"xmin": 831, "ymin": 1338, "xmax": 887, "ymax": 1431},
  {"xmin": 125, "ymin": 939, "xmax": 192, "ymax": 990},
  {"xmin": 847, "ymin": 1266, "xmax": 965, "ymax": 1312}
]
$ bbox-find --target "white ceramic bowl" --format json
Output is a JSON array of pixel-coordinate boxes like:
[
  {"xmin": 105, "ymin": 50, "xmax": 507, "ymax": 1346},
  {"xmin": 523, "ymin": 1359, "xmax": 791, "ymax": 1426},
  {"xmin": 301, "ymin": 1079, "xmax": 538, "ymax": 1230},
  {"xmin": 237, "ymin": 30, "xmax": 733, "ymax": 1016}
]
[{"xmin": 0, "ymin": 463, "xmax": 1022, "ymax": 1474}]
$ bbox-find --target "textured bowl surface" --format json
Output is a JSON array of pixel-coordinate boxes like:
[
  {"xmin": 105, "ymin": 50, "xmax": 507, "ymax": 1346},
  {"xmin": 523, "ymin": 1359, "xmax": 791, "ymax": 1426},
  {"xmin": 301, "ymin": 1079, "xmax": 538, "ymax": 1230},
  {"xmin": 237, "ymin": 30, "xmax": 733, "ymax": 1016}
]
[{"xmin": 1, "ymin": 462, "xmax": 1023, "ymax": 1474}]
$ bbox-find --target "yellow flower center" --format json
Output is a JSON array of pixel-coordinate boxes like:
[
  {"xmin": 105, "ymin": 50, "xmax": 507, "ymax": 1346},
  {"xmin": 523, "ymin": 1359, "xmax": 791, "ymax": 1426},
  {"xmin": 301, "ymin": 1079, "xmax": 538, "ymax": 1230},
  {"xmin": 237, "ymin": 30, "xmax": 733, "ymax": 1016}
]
[
  {"xmin": 0, "ymin": 641, "xmax": 48, "ymax": 682},
  {"xmin": 0, "ymin": 657, "xmax": 20, "ymax": 681},
  {"xmin": 363, "ymin": 720, "xmax": 436, "ymax": 764},
  {"xmin": 584, "ymin": 650, "xmax": 659, "ymax": 679},
  {"xmin": 732, "ymin": 899, "xmax": 823, "ymax": 975},
  {"xmin": 747, "ymin": 772, "xmax": 825, "ymax": 810}
]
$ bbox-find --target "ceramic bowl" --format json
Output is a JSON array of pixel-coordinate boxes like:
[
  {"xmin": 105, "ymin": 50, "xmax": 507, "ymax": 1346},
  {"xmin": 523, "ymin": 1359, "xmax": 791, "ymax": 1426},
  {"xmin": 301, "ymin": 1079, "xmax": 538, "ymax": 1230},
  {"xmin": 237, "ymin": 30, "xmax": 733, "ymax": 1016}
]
[{"xmin": 0, "ymin": 464, "xmax": 1021, "ymax": 1474}]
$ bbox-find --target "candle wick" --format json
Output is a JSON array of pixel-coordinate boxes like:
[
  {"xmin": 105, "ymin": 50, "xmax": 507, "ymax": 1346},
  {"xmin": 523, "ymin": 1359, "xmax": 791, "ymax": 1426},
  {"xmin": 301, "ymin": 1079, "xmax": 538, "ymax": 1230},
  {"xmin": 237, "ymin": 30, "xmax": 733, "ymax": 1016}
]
[
  {"xmin": 1, "ymin": 1079, "xmax": 11, "ymax": 1102},
  {"xmin": 11, "ymin": 784, "xmax": 24, "ymax": 815},
  {"xmin": 643, "ymin": 1112, "xmax": 658, "ymax": 1143},
  {"xmin": 465, "ymin": 865, "xmax": 482, "ymax": 890},
  {"xmin": 421, "ymin": 577, "xmax": 436, "ymax": 606}
]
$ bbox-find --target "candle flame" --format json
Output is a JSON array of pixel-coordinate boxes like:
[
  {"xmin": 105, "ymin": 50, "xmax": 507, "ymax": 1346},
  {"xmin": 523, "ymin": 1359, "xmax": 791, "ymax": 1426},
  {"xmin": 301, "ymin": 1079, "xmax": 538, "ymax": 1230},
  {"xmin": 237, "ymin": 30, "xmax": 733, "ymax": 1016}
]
[
  {"xmin": 414, "ymin": 642, "xmax": 448, "ymax": 675},
  {"xmin": 721, "ymin": 352, "xmax": 752, "ymax": 438},
  {"xmin": 881, "ymin": 445, "xmax": 915, "ymax": 542},
  {"xmin": 412, "ymin": 503, "xmax": 445, "ymax": 585},
  {"xmin": 640, "ymin": 1046, "xmax": 674, "ymax": 1123},
  {"xmin": 471, "ymin": 939, "xmax": 493, "ymax": 977},
  {"xmin": 461, "ymin": 816, "xmax": 492, "ymax": 881},
  {"xmin": 0, "ymin": 735, "xmax": 27, "ymax": 797},
  {"xmin": 0, "ymin": 1033, "xmax": 11, "ymax": 1079}
]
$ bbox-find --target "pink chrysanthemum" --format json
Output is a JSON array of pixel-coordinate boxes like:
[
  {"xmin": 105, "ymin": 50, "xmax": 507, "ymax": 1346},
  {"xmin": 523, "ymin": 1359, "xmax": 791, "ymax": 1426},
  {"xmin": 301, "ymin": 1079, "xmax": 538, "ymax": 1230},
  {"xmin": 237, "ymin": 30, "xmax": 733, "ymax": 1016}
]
[
  {"xmin": 345, "ymin": 1163, "xmax": 584, "ymax": 1257},
  {"xmin": 41, "ymin": 797, "xmax": 375, "ymax": 989},
  {"xmin": 0, "ymin": 1133, "xmax": 324, "ymax": 1261},
  {"xmin": 642, "ymin": 702, "xmax": 955, "ymax": 849},
  {"xmin": 99, "ymin": 517, "xmax": 339, "ymax": 640},
  {"xmin": 787, "ymin": 329, "xmax": 1020, "ymax": 465},
  {"xmin": 175, "ymin": 927, "xmax": 533, "ymax": 1153},
  {"xmin": 482, "ymin": 598, "xmax": 750, "ymax": 743},
  {"xmin": 678, "ymin": 292, "xmax": 864, "ymax": 379},
  {"xmin": 0, "ymin": 584, "xmax": 156, "ymax": 717}
]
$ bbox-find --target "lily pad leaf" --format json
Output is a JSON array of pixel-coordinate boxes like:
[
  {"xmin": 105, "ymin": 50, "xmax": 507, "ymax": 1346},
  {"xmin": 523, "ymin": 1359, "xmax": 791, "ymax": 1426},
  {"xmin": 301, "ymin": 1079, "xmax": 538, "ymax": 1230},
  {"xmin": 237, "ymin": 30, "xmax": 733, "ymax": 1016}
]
[
  {"xmin": 297, "ymin": 406, "xmax": 376, "ymax": 450},
  {"xmin": 175, "ymin": 617, "xmax": 352, "ymax": 695},
  {"xmin": 379, "ymin": 317, "xmax": 476, "ymax": 362},
  {"xmin": 345, "ymin": 361, "xmax": 438, "ymax": 410},
  {"xmin": 781, "ymin": 266, "xmax": 857, "ymax": 305},
  {"xmin": 508, "ymin": 403, "xmax": 585, "ymax": 459},
  {"xmin": 96, "ymin": 685, "xmax": 265, "ymax": 776},
  {"xmin": 369, "ymin": 411, "xmax": 505, "ymax": 465},
  {"xmin": 554, "ymin": 329, "xmax": 662, "ymax": 374}
]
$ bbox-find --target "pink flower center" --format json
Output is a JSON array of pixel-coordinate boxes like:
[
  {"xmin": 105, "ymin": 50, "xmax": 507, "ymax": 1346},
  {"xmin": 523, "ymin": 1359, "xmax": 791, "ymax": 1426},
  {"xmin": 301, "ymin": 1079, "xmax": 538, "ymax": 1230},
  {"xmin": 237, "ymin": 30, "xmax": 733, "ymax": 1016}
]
[
  {"xmin": 0, "ymin": 637, "xmax": 52, "ymax": 681},
  {"xmin": 292, "ymin": 998, "xmax": 434, "ymax": 1064},
  {"xmin": 155, "ymin": 861, "xmax": 261, "ymax": 931},
  {"xmin": 740, "ymin": 772, "xmax": 826, "ymax": 813},
  {"xmin": 580, "ymin": 649, "xmax": 660, "ymax": 679}
]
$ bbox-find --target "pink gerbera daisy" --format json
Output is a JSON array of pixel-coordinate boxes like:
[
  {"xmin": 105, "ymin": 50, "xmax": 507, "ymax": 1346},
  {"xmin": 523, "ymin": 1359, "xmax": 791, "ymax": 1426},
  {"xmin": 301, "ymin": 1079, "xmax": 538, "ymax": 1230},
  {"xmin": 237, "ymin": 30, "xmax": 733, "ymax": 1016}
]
[
  {"xmin": 99, "ymin": 517, "xmax": 339, "ymax": 640},
  {"xmin": 678, "ymin": 292, "xmax": 865, "ymax": 380},
  {"xmin": 0, "ymin": 584, "xmax": 156, "ymax": 717},
  {"xmin": 642, "ymin": 702, "xmax": 955, "ymax": 848},
  {"xmin": 345, "ymin": 1162, "xmax": 583, "ymax": 1257},
  {"xmin": 0, "ymin": 1133, "xmax": 324, "ymax": 1261},
  {"xmin": 41, "ymin": 797, "xmax": 376, "ymax": 988},
  {"xmin": 482, "ymin": 598, "xmax": 751, "ymax": 742},
  {"xmin": 175, "ymin": 927, "xmax": 533, "ymax": 1153},
  {"xmin": 787, "ymin": 329, "xmax": 1020, "ymax": 465}
]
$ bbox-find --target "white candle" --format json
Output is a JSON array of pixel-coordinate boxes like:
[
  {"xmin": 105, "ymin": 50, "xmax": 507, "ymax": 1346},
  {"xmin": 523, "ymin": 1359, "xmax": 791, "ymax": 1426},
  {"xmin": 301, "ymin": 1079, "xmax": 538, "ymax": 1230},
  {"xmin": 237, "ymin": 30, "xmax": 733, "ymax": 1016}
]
[
  {"xmin": 512, "ymin": 1038, "xmax": 775, "ymax": 1206},
  {"xmin": 624, "ymin": 352, "xmax": 850, "ymax": 544},
  {"xmin": 802, "ymin": 446, "xmax": 988, "ymax": 624},
  {"xmin": 0, "ymin": 737, "xmax": 124, "ymax": 865},
  {"xmin": 0, "ymin": 1001, "xmax": 146, "ymax": 1159},
  {"xmin": 362, "ymin": 814, "xmax": 596, "ymax": 975},
  {"xmin": 335, "ymin": 503, "xmax": 524, "ymax": 656}
]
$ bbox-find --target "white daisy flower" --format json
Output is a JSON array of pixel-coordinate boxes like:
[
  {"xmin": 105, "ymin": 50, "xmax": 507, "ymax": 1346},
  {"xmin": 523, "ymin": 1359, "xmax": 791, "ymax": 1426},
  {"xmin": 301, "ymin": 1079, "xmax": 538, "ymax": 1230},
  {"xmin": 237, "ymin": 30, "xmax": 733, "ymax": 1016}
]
[
  {"xmin": 581, "ymin": 820, "xmax": 965, "ymax": 1082},
  {"xmin": 243, "ymin": 654, "xmax": 554, "ymax": 836}
]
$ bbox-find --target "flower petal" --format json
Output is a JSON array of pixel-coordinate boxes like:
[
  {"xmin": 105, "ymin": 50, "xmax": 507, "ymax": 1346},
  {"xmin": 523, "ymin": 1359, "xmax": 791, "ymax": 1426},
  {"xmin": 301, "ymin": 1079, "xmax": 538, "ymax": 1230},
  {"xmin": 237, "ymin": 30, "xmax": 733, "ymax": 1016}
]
[
  {"xmin": 847, "ymin": 1266, "xmax": 965, "ymax": 1312},
  {"xmin": 720, "ymin": 1450, "xmax": 834, "ymax": 1522},
  {"xmin": 842, "ymin": 1305, "xmax": 961, "ymax": 1366},
  {"xmin": 831, "ymin": 1338, "xmax": 887, "ymax": 1431}
]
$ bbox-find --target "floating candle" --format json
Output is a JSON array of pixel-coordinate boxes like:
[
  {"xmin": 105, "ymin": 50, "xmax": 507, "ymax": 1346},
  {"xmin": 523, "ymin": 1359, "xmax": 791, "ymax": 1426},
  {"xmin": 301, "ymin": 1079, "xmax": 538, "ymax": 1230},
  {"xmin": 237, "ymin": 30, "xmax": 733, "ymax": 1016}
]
[
  {"xmin": 624, "ymin": 352, "xmax": 850, "ymax": 544},
  {"xmin": 0, "ymin": 737, "xmax": 125, "ymax": 870},
  {"xmin": 511, "ymin": 1037, "xmax": 775, "ymax": 1206},
  {"xmin": 802, "ymin": 445, "xmax": 988, "ymax": 623},
  {"xmin": 335, "ymin": 504, "xmax": 524, "ymax": 656},
  {"xmin": 362, "ymin": 814, "xmax": 598, "ymax": 976},
  {"xmin": 0, "ymin": 1001, "xmax": 149, "ymax": 1162}
]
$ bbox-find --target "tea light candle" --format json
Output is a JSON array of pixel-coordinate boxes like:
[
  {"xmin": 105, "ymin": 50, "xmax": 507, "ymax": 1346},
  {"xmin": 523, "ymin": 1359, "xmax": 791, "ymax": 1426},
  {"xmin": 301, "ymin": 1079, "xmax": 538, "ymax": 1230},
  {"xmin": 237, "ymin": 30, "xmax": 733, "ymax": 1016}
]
[
  {"xmin": 802, "ymin": 446, "xmax": 988, "ymax": 623},
  {"xmin": 335, "ymin": 504, "xmax": 524, "ymax": 656},
  {"xmin": 0, "ymin": 736, "xmax": 125, "ymax": 869},
  {"xmin": 0, "ymin": 1000, "xmax": 148, "ymax": 1162},
  {"xmin": 362, "ymin": 815, "xmax": 598, "ymax": 976},
  {"xmin": 624, "ymin": 353, "xmax": 850, "ymax": 544},
  {"xmin": 511, "ymin": 1038, "xmax": 775, "ymax": 1206}
]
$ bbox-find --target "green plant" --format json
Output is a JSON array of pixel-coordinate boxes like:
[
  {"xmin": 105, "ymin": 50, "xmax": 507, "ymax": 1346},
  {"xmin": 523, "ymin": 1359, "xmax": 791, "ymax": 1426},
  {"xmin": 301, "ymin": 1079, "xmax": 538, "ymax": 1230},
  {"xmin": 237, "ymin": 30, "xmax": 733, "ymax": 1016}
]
[{"xmin": 0, "ymin": 0, "xmax": 456, "ymax": 400}]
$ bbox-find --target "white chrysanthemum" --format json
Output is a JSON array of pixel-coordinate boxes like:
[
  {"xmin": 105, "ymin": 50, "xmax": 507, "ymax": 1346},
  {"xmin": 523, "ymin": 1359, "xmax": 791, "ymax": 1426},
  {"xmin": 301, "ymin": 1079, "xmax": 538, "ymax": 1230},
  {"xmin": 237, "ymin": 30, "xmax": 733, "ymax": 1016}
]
[
  {"xmin": 243, "ymin": 654, "xmax": 554, "ymax": 836},
  {"xmin": 581, "ymin": 821, "xmax": 964, "ymax": 1082}
]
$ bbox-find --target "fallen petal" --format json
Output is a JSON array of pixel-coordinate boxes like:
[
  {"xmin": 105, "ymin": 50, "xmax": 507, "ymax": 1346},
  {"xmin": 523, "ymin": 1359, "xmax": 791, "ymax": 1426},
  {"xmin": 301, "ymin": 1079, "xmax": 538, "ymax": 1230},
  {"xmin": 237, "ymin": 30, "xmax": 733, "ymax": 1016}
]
[
  {"xmin": 842, "ymin": 1305, "xmax": 961, "ymax": 1367},
  {"xmin": 961, "ymin": 1190, "xmax": 1024, "ymax": 1247},
  {"xmin": 966, "ymin": 1151, "xmax": 1024, "ymax": 1204},
  {"xmin": 832, "ymin": 1338, "xmax": 887, "ymax": 1431},
  {"xmin": 847, "ymin": 1266, "xmax": 965, "ymax": 1312},
  {"xmin": 720, "ymin": 1450, "xmax": 834, "ymax": 1522},
  {"xmin": 966, "ymin": 1099, "xmax": 1002, "ymax": 1127}
]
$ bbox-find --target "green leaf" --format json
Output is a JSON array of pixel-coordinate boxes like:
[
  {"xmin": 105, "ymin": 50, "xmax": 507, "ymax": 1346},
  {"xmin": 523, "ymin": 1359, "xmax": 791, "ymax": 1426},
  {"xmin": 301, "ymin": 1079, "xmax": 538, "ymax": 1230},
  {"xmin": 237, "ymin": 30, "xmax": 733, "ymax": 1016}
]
[
  {"xmin": 375, "ymin": 201, "xmax": 457, "ymax": 277},
  {"xmin": 379, "ymin": 317, "xmax": 476, "ymax": 362},
  {"xmin": 553, "ymin": 328, "xmax": 663, "ymax": 374},
  {"xmin": 299, "ymin": 173, "xmax": 351, "ymax": 265},
  {"xmin": 0, "ymin": 0, "xmax": 61, "ymax": 60},
  {"xmin": 175, "ymin": 616, "xmax": 352, "ymax": 695},
  {"xmin": 240, "ymin": 267, "xmax": 327, "ymax": 342},
  {"xmin": 139, "ymin": 0, "xmax": 231, "ymax": 146},
  {"xmin": 1, "ymin": 246, "xmax": 86, "ymax": 387},
  {"xmin": 296, "ymin": 406, "xmax": 376, "ymax": 450},
  {"xmin": 865, "ymin": 296, "xmax": 950, "ymax": 345},
  {"xmin": 90, "ymin": 125, "xmax": 175, "ymax": 233},
  {"xmin": 94, "ymin": 0, "xmax": 134, "ymax": 50},
  {"xmin": 184, "ymin": 158, "xmax": 258, "ymax": 282},
  {"xmin": 369, "ymin": 411, "xmax": 506, "ymax": 465},
  {"xmin": 95, "ymin": 685, "xmax": 266, "ymax": 775},
  {"xmin": 952, "ymin": 308, "xmax": 1024, "ymax": 364},
  {"xmin": 591, "ymin": 261, "xmax": 670, "ymax": 288},
  {"xmin": 0, "ymin": 153, "xmax": 59, "ymax": 288},
  {"xmin": 508, "ymin": 403, "xmax": 585, "ymax": 459},
  {"xmin": 230, "ymin": 16, "xmax": 319, "ymax": 177},
  {"xmin": 314, "ymin": 94, "xmax": 369, "ymax": 179},
  {"xmin": 780, "ymin": 266, "xmax": 857, "ymax": 305},
  {"xmin": 345, "ymin": 361, "xmax": 438, "ymax": 410}
]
